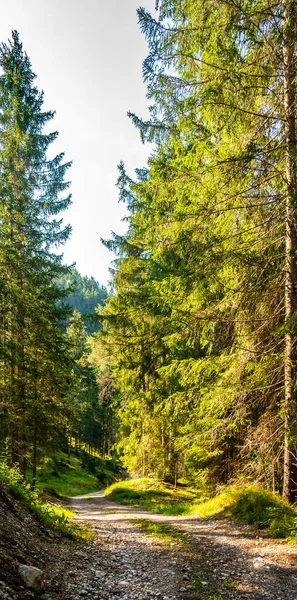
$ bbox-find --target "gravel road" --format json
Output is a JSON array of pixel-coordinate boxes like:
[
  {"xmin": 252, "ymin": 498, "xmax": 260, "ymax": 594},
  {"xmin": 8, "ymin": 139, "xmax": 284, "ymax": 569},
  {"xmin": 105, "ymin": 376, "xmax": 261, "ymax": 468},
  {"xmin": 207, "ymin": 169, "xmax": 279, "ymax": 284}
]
[{"xmin": 44, "ymin": 491, "xmax": 297, "ymax": 600}]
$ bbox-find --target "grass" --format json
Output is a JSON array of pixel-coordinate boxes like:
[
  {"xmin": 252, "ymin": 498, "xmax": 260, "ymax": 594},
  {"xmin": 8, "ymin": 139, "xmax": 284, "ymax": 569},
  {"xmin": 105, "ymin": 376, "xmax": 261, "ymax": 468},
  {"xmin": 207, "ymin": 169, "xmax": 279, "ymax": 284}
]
[
  {"xmin": 190, "ymin": 576, "xmax": 222, "ymax": 599},
  {"xmin": 131, "ymin": 518, "xmax": 185, "ymax": 546},
  {"xmin": 189, "ymin": 484, "xmax": 297, "ymax": 539},
  {"xmin": 105, "ymin": 477, "xmax": 297, "ymax": 542},
  {"xmin": 0, "ymin": 461, "xmax": 91, "ymax": 539},
  {"xmin": 104, "ymin": 477, "xmax": 203, "ymax": 514},
  {"xmin": 32, "ymin": 455, "xmax": 100, "ymax": 498},
  {"xmin": 27, "ymin": 450, "xmax": 123, "ymax": 499}
]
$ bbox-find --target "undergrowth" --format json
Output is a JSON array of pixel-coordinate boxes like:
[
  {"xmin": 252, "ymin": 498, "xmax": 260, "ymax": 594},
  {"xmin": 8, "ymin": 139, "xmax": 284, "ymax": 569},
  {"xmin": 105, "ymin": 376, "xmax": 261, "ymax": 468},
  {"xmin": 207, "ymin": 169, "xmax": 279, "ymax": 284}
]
[
  {"xmin": 0, "ymin": 461, "xmax": 91, "ymax": 539},
  {"xmin": 105, "ymin": 478, "xmax": 297, "ymax": 542},
  {"xmin": 190, "ymin": 484, "xmax": 297, "ymax": 539},
  {"xmin": 104, "ymin": 477, "xmax": 203, "ymax": 514},
  {"xmin": 27, "ymin": 450, "xmax": 123, "ymax": 499}
]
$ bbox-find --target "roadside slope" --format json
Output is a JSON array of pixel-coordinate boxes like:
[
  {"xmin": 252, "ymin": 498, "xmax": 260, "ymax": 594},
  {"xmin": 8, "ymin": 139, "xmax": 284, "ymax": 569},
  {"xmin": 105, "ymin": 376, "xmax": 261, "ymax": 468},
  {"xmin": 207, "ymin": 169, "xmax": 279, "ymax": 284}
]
[
  {"xmin": 0, "ymin": 480, "xmax": 85, "ymax": 600},
  {"xmin": 0, "ymin": 480, "xmax": 58, "ymax": 599}
]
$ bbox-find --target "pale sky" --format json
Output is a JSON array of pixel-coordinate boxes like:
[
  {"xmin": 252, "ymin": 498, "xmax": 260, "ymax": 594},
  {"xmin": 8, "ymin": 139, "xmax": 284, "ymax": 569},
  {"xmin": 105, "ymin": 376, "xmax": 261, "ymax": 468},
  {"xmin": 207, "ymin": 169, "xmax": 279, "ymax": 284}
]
[{"xmin": 1, "ymin": 0, "xmax": 156, "ymax": 285}]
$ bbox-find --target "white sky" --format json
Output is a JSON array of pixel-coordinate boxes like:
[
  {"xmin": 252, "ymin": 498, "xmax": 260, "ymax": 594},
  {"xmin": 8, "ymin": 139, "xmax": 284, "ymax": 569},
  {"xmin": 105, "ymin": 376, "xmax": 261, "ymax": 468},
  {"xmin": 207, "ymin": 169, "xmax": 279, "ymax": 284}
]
[{"xmin": 1, "ymin": 0, "xmax": 156, "ymax": 285}]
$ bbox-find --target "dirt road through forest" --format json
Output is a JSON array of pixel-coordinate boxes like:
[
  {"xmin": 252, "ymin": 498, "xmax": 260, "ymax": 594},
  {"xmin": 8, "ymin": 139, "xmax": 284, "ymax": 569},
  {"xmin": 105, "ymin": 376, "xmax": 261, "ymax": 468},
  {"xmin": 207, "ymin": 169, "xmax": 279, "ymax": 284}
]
[{"xmin": 48, "ymin": 491, "xmax": 297, "ymax": 600}]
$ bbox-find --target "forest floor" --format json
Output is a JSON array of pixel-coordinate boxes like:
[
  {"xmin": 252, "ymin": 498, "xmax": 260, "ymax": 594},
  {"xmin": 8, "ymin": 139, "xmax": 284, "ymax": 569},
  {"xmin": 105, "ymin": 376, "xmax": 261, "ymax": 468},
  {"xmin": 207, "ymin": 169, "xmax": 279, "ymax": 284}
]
[
  {"xmin": 46, "ymin": 491, "xmax": 297, "ymax": 600},
  {"xmin": 2, "ymin": 488, "xmax": 297, "ymax": 600}
]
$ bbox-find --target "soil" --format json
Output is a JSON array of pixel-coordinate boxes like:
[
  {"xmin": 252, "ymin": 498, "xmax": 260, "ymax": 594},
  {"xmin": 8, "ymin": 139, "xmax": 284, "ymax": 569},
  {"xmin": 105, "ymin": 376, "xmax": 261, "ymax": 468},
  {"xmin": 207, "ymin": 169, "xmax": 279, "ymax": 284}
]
[{"xmin": 1, "ymin": 485, "xmax": 297, "ymax": 600}]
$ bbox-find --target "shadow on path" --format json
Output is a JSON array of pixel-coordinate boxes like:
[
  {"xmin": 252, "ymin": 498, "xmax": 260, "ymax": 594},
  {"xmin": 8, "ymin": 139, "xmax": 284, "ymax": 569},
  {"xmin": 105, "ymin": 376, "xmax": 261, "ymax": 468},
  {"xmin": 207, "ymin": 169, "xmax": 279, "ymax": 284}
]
[{"xmin": 67, "ymin": 490, "xmax": 297, "ymax": 600}]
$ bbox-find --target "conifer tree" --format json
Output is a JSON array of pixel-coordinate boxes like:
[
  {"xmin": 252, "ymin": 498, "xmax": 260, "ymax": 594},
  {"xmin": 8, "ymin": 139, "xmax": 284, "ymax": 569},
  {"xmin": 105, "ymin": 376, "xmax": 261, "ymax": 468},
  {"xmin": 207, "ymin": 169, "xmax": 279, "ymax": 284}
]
[
  {"xmin": 0, "ymin": 31, "xmax": 72, "ymax": 473},
  {"xmin": 99, "ymin": 0, "xmax": 297, "ymax": 500}
]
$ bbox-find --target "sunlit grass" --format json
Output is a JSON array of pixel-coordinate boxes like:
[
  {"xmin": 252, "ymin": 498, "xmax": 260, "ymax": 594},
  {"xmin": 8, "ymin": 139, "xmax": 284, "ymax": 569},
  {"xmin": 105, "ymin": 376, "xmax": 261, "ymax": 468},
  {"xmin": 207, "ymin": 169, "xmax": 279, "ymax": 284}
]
[
  {"xmin": 0, "ymin": 461, "xmax": 92, "ymax": 539},
  {"xmin": 131, "ymin": 518, "xmax": 185, "ymax": 545},
  {"xmin": 105, "ymin": 477, "xmax": 297, "ymax": 542},
  {"xmin": 104, "ymin": 477, "xmax": 203, "ymax": 514},
  {"xmin": 37, "ymin": 465, "xmax": 99, "ymax": 498},
  {"xmin": 190, "ymin": 484, "xmax": 297, "ymax": 539},
  {"xmin": 27, "ymin": 453, "xmax": 101, "ymax": 498}
]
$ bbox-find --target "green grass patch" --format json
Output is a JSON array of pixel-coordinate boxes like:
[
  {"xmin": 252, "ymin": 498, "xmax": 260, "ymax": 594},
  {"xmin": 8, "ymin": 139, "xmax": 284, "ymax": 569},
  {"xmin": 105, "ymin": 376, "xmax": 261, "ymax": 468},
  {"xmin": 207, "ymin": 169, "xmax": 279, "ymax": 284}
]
[
  {"xmin": 190, "ymin": 484, "xmax": 297, "ymax": 540},
  {"xmin": 104, "ymin": 477, "xmax": 203, "ymax": 515},
  {"xmin": 27, "ymin": 450, "xmax": 123, "ymax": 499},
  {"xmin": 131, "ymin": 518, "xmax": 185, "ymax": 545},
  {"xmin": 34, "ymin": 455, "xmax": 99, "ymax": 498},
  {"xmin": 190, "ymin": 576, "xmax": 221, "ymax": 598},
  {"xmin": 105, "ymin": 478, "xmax": 297, "ymax": 543},
  {"xmin": 0, "ymin": 461, "xmax": 91, "ymax": 539}
]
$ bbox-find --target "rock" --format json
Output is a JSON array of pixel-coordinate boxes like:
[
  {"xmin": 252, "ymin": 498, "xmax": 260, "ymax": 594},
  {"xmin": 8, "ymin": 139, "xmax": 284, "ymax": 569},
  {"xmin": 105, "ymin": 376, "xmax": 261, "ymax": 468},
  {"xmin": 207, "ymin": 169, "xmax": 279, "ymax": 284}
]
[
  {"xmin": 18, "ymin": 564, "xmax": 44, "ymax": 593},
  {"xmin": 253, "ymin": 558, "xmax": 265, "ymax": 569}
]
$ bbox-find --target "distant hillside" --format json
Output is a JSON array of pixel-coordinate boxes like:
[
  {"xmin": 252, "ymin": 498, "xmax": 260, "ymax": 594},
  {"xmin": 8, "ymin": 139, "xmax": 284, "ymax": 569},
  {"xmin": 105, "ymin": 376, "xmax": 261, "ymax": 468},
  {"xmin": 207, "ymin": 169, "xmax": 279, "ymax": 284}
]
[{"xmin": 59, "ymin": 269, "xmax": 108, "ymax": 333}]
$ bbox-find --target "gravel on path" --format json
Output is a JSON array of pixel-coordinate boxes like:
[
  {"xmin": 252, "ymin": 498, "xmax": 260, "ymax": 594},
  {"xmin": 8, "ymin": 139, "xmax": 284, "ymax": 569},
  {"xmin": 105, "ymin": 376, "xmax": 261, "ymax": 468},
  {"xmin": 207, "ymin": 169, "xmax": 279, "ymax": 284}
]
[{"xmin": 44, "ymin": 491, "xmax": 297, "ymax": 600}]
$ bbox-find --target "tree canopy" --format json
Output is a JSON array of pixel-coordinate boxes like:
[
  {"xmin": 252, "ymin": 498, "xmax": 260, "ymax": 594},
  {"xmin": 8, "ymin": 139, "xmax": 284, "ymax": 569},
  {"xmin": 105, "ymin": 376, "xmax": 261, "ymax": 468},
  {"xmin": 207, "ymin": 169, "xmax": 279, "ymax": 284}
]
[{"xmin": 98, "ymin": 0, "xmax": 297, "ymax": 502}]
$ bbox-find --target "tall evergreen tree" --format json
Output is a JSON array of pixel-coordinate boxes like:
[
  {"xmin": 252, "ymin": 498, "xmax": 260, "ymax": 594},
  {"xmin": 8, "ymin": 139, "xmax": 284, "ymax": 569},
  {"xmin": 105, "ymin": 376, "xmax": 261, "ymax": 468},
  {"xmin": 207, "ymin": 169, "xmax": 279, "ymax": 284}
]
[
  {"xmin": 98, "ymin": 0, "xmax": 297, "ymax": 501},
  {"xmin": 66, "ymin": 310, "xmax": 115, "ymax": 457},
  {"xmin": 0, "ymin": 31, "xmax": 72, "ymax": 474}
]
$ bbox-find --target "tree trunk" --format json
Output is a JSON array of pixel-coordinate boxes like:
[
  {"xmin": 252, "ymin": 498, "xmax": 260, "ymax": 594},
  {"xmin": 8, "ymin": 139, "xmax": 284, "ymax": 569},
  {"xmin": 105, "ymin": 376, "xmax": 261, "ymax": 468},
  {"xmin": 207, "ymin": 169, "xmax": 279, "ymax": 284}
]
[
  {"xmin": 282, "ymin": 0, "xmax": 297, "ymax": 503},
  {"xmin": 68, "ymin": 429, "xmax": 71, "ymax": 459},
  {"xmin": 32, "ymin": 420, "xmax": 37, "ymax": 488}
]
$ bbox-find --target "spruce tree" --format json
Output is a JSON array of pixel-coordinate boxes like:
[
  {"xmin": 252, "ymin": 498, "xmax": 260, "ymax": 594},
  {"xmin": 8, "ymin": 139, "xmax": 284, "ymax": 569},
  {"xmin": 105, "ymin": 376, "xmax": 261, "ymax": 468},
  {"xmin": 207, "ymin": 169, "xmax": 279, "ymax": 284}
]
[
  {"xmin": 99, "ymin": 0, "xmax": 297, "ymax": 500},
  {"xmin": 0, "ymin": 31, "xmax": 72, "ymax": 473}
]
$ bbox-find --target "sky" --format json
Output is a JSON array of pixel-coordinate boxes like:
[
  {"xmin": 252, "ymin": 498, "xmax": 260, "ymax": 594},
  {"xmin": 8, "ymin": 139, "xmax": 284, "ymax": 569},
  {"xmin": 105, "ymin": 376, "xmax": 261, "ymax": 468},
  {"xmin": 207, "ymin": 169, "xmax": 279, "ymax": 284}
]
[{"xmin": 0, "ymin": 0, "xmax": 156, "ymax": 285}]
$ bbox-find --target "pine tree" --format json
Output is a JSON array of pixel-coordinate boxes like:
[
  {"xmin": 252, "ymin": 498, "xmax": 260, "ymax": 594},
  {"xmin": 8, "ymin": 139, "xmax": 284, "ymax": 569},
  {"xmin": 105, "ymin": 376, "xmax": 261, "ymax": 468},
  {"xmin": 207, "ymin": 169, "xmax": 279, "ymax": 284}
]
[
  {"xmin": 66, "ymin": 310, "xmax": 115, "ymax": 457},
  {"xmin": 99, "ymin": 1, "xmax": 297, "ymax": 500},
  {"xmin": 0, "ymin": 31, "xmax": 72, "ymax": 474},
  {"xmin": 282, "ymin": 0, "xmax": 297, "ymax": 503}
]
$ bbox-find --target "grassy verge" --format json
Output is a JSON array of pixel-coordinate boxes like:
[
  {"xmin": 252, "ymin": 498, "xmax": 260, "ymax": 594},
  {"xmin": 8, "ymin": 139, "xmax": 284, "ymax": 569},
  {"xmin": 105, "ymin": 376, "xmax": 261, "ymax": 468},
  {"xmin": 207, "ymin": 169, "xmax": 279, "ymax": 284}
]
[
  {"xmin": 0, "ymin": 461, "xmax": 91, "ymax": 539},
  {"xmin": 105, "ymin": 478, "xmax": 297, "ymax": 542},
  {"xmin": 104, "ymin": 477, "xmax": 203, "ymax": 514},
  {"xmin": 190, "ymin": 484, "xmax": 297, "ymax": 539},
  {"xmin": 28, "ymin": 450, "xmax": 123, "ymax": 499}
]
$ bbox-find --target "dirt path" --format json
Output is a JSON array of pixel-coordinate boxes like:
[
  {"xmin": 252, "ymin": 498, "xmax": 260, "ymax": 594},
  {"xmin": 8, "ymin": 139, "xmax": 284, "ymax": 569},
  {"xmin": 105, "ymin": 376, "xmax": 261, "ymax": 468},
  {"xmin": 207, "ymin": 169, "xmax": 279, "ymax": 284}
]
[{"xmin": 46, "ymin": 491, "xmax": 297, "ymax": 600}]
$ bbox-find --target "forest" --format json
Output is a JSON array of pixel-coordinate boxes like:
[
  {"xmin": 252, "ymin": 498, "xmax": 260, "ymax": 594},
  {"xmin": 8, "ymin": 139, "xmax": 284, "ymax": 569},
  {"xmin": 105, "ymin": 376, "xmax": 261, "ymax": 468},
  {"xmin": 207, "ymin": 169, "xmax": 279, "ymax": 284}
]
[
  {"xmin": 0, "ymin": 31, "xmax": 113, "ymax": 488},
  {"xmin": 1, "ymin": 0, "xmax": 297, "ymax": 513},
  {"xmin": 99, "ymin": 0, "xmax": 297, "ymax": 504}
]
